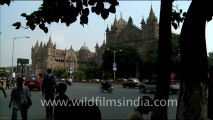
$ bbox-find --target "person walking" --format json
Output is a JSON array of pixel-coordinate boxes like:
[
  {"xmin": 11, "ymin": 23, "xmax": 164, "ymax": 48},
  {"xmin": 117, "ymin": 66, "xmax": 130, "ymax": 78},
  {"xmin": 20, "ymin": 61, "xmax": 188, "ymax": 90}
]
[
  {"xmin": 9, "ymin": 77, "xmax": 32, "ymax": 120},
  {"xmin": 41, "ymin": 68, "xmax": 58, "ymax": 119},
  {"xmin": 208, "ymin": 66, "xmax": 213, "ymax": 120},
  {"xmin": 54, "ymin": 83, "xmax": 69, "ymax": 120},
  {"xmin": 0, "ymin": 79, "xmax": 7, "ymax": 98},
  {"xmin": 6, "ymin": 78, "xmax": 10, "ymax": 89}
]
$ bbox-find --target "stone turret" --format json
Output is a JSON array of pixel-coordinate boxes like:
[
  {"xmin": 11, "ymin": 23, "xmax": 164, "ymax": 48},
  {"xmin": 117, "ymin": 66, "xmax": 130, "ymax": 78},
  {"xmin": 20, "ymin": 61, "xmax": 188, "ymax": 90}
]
[
  {"xmin": 40, "ymin": 41, "xmax": 43, "ymax": 49},
  {"xmin": 147, "ymin": 5, "xmax": 158, "ymax": 23},
  {"xmin": 128, "ymin": 17, "xmax": 133, "ymax": 25},
  {"xmin": 106, "ymin": 25, "xmax": 110, "ymax": 32},
  {"xmin": 47, "ymin": 36, "xmax": 53, "ymax": 47},
  {"xmin": 53, "ymin": 42, "xmax": 56, "ymax": 49},
  {"xmin": 34, "ymin": 40, "xmax": 39, "ymax": 50},
  {"xmin": 141, "ymin": 16, "xmax": 146, "ymax": 29},
  {"xmin": 146, "ymin": 5, "xmax": 159, "ymax": 39}
]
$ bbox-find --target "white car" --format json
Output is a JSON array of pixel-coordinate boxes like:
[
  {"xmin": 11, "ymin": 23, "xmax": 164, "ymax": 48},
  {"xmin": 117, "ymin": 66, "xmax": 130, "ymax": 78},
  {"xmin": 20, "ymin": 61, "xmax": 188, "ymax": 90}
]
[
  {"xmin": 139, "ymin": 79, "xmax": 179, "ymax": 94},
  {"xmin": 66, "ymin": 78, "xmax": 72, "ymax": 85}
]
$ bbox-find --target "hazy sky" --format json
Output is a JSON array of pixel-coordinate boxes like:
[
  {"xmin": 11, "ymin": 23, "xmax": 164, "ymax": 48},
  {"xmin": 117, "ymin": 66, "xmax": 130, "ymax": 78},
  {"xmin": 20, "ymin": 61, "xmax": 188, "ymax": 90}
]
[{"xmin": 0, "ymin": 1, "xmax": 213, "ymax": 67}]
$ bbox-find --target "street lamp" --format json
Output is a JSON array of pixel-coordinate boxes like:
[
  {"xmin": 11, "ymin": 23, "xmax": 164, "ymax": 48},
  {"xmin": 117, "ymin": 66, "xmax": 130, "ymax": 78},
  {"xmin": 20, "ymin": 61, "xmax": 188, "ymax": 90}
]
[
  {"xmin": 106, "ymin": 48, "xmax": 122, "ymax": 81},
  {"xmin": 11, "ymin": 36, "xmax": 30, "ymax": 78},
  {"xmin": 68, "ymin": 57, "xmax": 72, "ymax": 80}
]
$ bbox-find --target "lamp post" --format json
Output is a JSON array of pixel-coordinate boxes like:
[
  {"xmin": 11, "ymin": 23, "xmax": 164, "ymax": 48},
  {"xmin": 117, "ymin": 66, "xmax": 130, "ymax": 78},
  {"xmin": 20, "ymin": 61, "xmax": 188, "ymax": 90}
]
[
  {"xmin": 68, "ymin": 57, "xmax": 72, "ymax": 80},
  {"xmin": 107, "ymin": 48, "xmax": 122, "ymax": 81},
  {"xmin": 11, "ymin": 36, "xmax": 30, "ymax": 78}
]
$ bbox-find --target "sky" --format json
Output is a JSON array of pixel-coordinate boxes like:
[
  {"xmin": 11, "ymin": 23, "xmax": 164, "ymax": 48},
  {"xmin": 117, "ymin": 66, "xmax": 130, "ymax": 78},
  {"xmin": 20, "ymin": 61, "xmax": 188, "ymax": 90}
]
[{"xmin": 0, "ymin": 1, "xmax": 213, "ymax": 67}]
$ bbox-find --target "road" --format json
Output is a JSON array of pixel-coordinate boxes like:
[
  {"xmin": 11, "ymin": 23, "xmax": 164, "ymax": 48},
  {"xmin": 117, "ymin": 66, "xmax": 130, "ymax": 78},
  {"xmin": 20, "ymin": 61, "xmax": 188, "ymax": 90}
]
[{"xmin": 0, "ymin": 83, "xmax": 178, "ymax": 120}]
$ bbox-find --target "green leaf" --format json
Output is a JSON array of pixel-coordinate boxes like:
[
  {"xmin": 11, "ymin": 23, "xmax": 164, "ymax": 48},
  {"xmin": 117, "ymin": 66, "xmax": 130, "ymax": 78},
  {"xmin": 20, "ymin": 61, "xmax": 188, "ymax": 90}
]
[
  {"xmin": 1, "ymin": 0, "xmax": 11, "ymax": 6},
  {"xmin": 21, "ymin": 13, "xmax": 27, "ymax": 17},
  {"xmin": 109, "ymin": 0, "xmax": 119, "ymax": 6},
  {"xmin": 109, "ymin": 5, "xmax": 116, "ymax": 13},
  {"xmin": 83, "ymin": 8, "xmax": 89, "ymax": 16},
  {"xmin": 43, "ymin": 27, "xmax": 48, "ymax": 33},
  {"xmin": 91, "ymin": 7, "xmax": 96, "ymax": 13},
  {"xmin": 172, "ymin": 22, "xmax": 178, "ymax": 29},
  {"xmin": 39, "ymin": 23, "xmax": 45, "ymax": 29},
  {"xmin": 183, "ymin": 12, "xmax": 187, "ymax": 17},
  {"xmin": 83, "ymin": 0, "xmax": 88, "ymax": 7},
  {"xmin": 80, "ymin": 15, "xmax": 88, "ymax": 25},
  {"xmin": 88, "ymin": 0, "xmax": 96, "ymax": 5},
  {"xmin": 29, "ymin": 24, "xmax": 36, "ymax": 30},
  {"xmin": 12, "ymin": 22, "xmax": 21, "ymax": 29},
  {"xmin": 101, "ymin": 9, "xmax": 109, "ymax": 20}
]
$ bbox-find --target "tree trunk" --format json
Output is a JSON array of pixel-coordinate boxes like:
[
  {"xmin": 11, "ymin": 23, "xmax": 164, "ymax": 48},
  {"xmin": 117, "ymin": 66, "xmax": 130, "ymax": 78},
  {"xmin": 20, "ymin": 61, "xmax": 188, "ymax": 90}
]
[
  {"xmin": 151, "ymin": 0, "xmax": 172, "ymax": 119},
  {"xmin": 176, "ymin": 0, "xmax": 208, "ymax": 119}
]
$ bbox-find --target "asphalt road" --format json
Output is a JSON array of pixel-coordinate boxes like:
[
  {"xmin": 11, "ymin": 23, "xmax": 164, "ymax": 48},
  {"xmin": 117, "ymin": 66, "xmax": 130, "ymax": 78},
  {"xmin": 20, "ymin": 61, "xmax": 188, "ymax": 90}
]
[{"xmin": 0, "ymin": 83, "xmax": 178, "ymax": 120}]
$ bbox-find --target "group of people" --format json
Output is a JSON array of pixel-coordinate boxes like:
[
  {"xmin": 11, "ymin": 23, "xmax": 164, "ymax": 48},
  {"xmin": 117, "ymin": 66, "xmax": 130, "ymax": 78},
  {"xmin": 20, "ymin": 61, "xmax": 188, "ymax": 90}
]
[
  {"xmin": 1, "ymin": 68, "xmax": 156, "ymax": 120},
  {"xmin": 41, "ymin": 68, "xmax": 102, "ymax": 120},
  {"xmin": 5, "ymin": 78, "xmax": 16, "ymax": 90}
]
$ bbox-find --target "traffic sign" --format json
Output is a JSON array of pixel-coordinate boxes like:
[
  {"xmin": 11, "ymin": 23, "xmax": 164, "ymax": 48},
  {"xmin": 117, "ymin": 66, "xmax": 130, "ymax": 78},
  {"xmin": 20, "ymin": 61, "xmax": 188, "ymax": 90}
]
[{"xmin": 113, "ymin": 62, "xmax": 117, "ymax": 71}]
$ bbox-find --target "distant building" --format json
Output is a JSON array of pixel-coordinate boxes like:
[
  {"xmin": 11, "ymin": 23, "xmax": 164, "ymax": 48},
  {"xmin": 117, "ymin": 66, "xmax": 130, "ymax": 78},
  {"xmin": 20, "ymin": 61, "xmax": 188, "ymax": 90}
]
[
  {"xmin": 31, "ymin": 6, "xmax": 159, "ymax": 74},
  {"xmin": 31, "ymin": 37, "xmax": 95, "ymax": 74},
  {"xmin": 95, "ymin": 6, "xmax": 159, "ymax": 64}
]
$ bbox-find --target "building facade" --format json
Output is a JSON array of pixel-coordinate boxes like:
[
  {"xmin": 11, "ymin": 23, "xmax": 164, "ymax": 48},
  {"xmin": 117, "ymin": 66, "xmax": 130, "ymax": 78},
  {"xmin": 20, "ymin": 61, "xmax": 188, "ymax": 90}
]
[
  {"xmin": 31, "ymin": 6, "xmax": 159, "ymax": 74},
  {"xmin": 95, "ymin": 6, "xmax": 159, "ymax": 64},
  {"xmin": 31, "ymin": 37, "xmax": 95, "ymax": 74}
]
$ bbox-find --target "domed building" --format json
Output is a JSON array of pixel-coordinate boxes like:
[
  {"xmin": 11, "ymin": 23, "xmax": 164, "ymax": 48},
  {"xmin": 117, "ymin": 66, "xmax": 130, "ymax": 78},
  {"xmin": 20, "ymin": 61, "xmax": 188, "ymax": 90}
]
[
  {"xmin": 95, "ymin": 6, "xmax": 159, "ymax": 63},
  {"xmin": 31, "ymin": 6, "xmax": 159, "ymax": 74},
  {"xmin": 77, "ymin": 42, "xmax": 95, "ymax": 71},
  {"xmin": 31, "ymin": 38, "xmax": 95, "ymax": 74}
]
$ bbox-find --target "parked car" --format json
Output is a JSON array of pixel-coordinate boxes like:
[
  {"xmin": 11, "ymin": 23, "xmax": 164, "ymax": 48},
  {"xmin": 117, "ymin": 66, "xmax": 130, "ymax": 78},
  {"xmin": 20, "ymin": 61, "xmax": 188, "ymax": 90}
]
[
  {"xmin": 139, "ymin": 73, "xmax": 180, "ymax": 94},
  {"xmin": 24, "ymin": 74, "xmax": 41, "ymax": 91},
  {"xmin": 122, "ymin": 78, "xmax": 140, "ymax": 88}
]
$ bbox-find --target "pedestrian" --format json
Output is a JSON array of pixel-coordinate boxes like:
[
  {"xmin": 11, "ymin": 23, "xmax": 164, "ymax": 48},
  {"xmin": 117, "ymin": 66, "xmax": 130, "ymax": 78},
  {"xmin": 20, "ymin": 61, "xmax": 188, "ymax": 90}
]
[
  {"xmin": 41, "ymin": 68, "xmax": 58, "ymax": 119},
  {"xmin": 127, "ymin": 96, "xmax": 153, "ymax": 120},
  {"xmin": 38, "ymin": 73, "xmax": 43, "ymax": 81},
  {"xmin": 9, "ymin": 77, "xmax": 32, "ymax": 120},
  {"xmin": 0, "ymin": 79, "xmax": 7, "ymax": 98},
  {"xmin": 208, "ymin": 66, "xmax": 213, "ymax": 120},
  {"xmin": 54, "ymin": 83, "xmax": 69, "ymax": 120},
  {"xmin": 6, "ymin": 78, "xmax": 10, "ymax": 89}
]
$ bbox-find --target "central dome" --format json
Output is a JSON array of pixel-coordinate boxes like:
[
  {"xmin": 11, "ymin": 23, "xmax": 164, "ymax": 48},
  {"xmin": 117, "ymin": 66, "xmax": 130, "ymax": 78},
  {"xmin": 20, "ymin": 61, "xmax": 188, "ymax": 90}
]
[{"xmin": 80, "ymin": 43, "xmax": 90, "ymax": 52}]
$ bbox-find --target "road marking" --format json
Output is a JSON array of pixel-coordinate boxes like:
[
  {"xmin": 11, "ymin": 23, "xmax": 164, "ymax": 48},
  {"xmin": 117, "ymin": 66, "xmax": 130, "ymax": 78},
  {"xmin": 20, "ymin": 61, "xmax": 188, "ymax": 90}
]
[
  {"xmin": 0, "ymin": 117, "xmax": 22, "ymax": 120},
  {"xmin": 0, "ymin": 117, "xmax": 45, "ymax": 120}
]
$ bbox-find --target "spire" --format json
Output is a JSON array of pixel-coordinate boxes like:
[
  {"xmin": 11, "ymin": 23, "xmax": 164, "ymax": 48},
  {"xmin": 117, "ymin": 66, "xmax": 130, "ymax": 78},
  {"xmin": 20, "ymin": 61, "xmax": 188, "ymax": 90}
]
[
  {"xmin": 113, "ymin": 14, "xmax": 117, "ymax": 24},
  {"xmin": 47, "ymin": 35, "xmax": 53, "ymax": 47},
  {"xmin": 120, "ymin": 12, "xmax": 122, "ymax": 19},
  {"xmin": 54, "ymin": 42, "xmax": 56, "ymax": 48},
  {"xmin": 40, "ymin": 41, "xmax": 43, "ymax": 48},
  {"xmin": 106, "ymin": 24, "xmax": 109, "ymax": 32},
  {"xmin": 34, "ymin": 40, "xmax": 39, "ymax": 49},
  {"xmin": 95, "ymin": 42, "xmax": 99, "ymax": 48},
  {"xmin": 103, "ymin": 32, "xmax": 106, "ymax": 45},
  {"xmin": 48, "ymin": 36, "xmax": 52, "ymax": 43},
  {"xmin": 149, "ymin": 4, "xmax": 155, "ymax": 19},
  {"xmin": 128, "ymin": 17, "xmax": 133, "ymax": 25},
  {"xmin": 141, "ymin": 16, "xmax": 145, "ymax": 24},
  {"xmin": 148, "ymin": 4, "xmax": 158, "ymax": 22},
  {"xmin": 84, "ymin": 42, "xmax": 86, "ymax": 46}
]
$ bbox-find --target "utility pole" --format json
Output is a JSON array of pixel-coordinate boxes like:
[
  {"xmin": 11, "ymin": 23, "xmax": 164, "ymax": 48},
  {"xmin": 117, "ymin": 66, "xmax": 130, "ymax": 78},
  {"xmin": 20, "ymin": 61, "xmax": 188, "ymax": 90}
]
[{"xmin": 107, "ymin": 48, "xmax": 122, "ymax": 81}]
